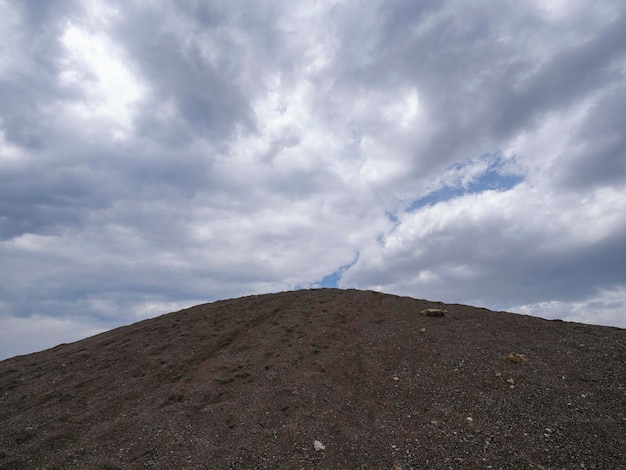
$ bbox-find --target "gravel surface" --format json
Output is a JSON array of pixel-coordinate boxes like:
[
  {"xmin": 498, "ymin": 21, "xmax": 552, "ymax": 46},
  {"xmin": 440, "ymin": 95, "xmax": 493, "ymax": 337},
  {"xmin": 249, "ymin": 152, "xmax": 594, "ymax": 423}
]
[{"xmin": 0, "ymin": 288, "xmax": 624, "ymax": 469}]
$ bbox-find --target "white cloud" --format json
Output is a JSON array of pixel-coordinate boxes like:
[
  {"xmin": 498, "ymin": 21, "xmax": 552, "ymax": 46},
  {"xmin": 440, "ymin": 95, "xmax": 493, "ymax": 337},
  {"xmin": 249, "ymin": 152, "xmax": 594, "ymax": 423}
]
[
  {"xmin": 0, "ymin": 313, "xmax": 107, "ymax": 359},
  {"xmin": 341, "ymin": 182, "xmax": 626, "ymax": 309},
  {"xmin": 59, "ymin": 22, "xmax": 146, "ymax": 138},
  {"xmin": 0, "ymin": 127, "xmax": 25, "ymax": 164},
  {"xmin": 515, "ymin": 286, "xmax": 626, "ymax": 328}
]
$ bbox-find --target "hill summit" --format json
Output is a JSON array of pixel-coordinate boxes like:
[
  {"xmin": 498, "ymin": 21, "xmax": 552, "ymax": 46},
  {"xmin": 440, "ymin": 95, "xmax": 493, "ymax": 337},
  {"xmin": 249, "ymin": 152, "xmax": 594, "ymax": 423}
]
[{"xmin": 1, "ymin": 288, "xmax": 624, "ymax": 468}]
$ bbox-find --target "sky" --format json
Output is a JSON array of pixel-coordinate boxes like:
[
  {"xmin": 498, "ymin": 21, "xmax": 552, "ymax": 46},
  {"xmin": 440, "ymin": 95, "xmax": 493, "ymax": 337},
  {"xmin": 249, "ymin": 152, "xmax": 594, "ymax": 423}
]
[{"xmin": 1, "ymin": 0, "xmax": 625, "ymax": 360}]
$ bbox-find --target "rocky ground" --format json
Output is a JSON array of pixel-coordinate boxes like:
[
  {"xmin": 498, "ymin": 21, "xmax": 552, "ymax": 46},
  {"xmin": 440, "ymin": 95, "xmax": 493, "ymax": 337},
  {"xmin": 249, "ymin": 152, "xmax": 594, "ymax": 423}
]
[{"xmin": 0, "ymin": 288, "xmax": 624, "ymax": 469}]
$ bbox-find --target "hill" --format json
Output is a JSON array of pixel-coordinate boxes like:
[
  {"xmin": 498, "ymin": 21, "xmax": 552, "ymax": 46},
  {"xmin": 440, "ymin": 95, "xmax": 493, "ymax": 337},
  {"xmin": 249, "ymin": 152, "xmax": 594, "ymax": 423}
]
[{"xmin": 0, "ymin": 288, "xmax": 624, "ymax": 468}]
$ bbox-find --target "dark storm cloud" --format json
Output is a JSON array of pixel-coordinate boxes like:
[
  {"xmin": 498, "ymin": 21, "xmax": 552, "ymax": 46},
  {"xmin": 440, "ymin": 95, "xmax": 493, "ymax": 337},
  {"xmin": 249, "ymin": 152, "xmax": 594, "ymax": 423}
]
[
  {"xmin": 322, "ymin": 2, "xmax": 626, "ymax": 187},
  {"xmin": 0, "ymin": 1, "xmax": 99, "ymax": 145},
  {"xmin": 108, "ymin": 0, "xmax": 285, "ymax": 147},
  {"xmin": 552, "ymin": 85, "xmax": 626, "ymax": 189},
  {"xmin": 0, "ymin": 164, "xmax": 104, "ymax": 239}
]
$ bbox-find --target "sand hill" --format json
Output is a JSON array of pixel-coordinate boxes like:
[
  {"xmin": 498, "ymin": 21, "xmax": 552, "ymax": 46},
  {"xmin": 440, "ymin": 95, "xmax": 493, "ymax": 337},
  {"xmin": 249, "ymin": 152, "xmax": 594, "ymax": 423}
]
[{"xmin": 0, "ymin": 288, "xmax": 624, "ymax": 469}]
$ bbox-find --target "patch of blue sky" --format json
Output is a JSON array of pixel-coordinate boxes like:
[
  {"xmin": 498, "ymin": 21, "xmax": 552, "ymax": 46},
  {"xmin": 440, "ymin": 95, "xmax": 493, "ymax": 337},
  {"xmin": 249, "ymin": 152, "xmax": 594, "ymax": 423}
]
[
  {"xmin": 317, "ymin": 270, "xmax": 343, "ymax": 288},
  {"xmin": 385, "ymin": 211, "xmax": 399, "ymax": 223},
  {"xmin": 309, "ymin": 253, "xmax": 360, "ymax": 289},
  {"xmin": 408, "ymin": 154, "xmax": 524, "ymax": 212}
]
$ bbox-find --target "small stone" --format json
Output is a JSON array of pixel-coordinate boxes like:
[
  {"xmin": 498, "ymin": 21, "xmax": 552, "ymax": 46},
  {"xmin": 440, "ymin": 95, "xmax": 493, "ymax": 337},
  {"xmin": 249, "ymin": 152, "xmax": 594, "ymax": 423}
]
[
  {"xmin": 420, "ymin": 308, "xmax": 446, "ymax": 317},
  {"xmin": 504, "ymin": 353, "xmax": 528, "ymax": 363},
  {"xmin": 507, "ymin": 378, "xmax": 515, "ymax": 385},
  {"xmin": 430, "ymin": 420, "xmax": 440, "ymax": 427},
  {"xmin": 393, "ymin": 376, "xmax": 400, "ymax": 381},
  {"xmin": 495, "ymin": 372, "xmax": 502, "ymax": 377},
  {"xmin": 466, "ymin": 417, "xmax": 474, "ymax": 425},
  {"xmin": 313, "ymin": 440, "xmax": 325, "ymax": 451}
]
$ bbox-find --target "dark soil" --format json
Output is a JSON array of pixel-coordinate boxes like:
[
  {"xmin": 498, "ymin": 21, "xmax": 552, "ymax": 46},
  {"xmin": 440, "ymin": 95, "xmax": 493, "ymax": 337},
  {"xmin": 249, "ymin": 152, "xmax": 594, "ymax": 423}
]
[{"xmin": 0, "ymin": 288, "xmax": 624, "ymax": 469}]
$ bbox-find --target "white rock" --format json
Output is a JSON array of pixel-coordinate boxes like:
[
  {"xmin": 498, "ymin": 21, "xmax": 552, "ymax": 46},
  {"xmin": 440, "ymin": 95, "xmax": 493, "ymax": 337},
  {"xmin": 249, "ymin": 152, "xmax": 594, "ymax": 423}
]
[{"xmin": 314, "ymin": 440, "xmax": 325, "ymax": 451}]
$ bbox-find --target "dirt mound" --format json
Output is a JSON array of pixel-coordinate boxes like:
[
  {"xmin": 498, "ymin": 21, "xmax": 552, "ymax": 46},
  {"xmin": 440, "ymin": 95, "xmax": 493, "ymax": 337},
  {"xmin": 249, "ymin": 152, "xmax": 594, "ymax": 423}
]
[{"xmin": 0, "ymin": 288, "xmax": 624, "ymax": 469}]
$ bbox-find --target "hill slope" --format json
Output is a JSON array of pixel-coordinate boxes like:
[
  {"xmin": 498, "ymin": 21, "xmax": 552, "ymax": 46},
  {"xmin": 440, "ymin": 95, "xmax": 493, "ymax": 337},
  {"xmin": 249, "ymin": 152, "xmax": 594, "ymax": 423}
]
[{"xmin": 0, "ymin": 288, "xmax": 624, "ymax": 469}]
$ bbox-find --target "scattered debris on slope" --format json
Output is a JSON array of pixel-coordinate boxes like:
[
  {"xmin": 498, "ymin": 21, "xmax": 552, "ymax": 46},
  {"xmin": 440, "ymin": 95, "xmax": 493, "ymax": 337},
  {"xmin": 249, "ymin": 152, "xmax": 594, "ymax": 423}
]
[{"xmin": 0, "ymin": 288, "xmax": 624, "ymax": 469}]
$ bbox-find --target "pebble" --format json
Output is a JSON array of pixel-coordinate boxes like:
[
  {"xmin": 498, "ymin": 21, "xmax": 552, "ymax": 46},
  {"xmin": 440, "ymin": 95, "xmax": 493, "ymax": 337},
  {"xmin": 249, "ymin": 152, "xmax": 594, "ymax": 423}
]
[{"xmin": 313, "ymin": 440, "xmax": 325, "ymax": 451}]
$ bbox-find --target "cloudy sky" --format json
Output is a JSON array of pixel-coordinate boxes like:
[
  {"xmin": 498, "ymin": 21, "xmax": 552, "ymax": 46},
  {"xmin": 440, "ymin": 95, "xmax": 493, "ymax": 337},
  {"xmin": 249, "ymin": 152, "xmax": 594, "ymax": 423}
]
[{"xmin": 1, "ymin": 0, "xmax": 625, "ymax": 360}]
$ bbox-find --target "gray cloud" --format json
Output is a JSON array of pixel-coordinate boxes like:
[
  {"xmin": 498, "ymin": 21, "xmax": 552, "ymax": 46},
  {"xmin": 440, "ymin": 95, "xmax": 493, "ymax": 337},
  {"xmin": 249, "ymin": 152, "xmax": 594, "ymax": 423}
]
[{"xmin": 551, "ymin": 85, "xmax": 626, "ymax": 189}]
